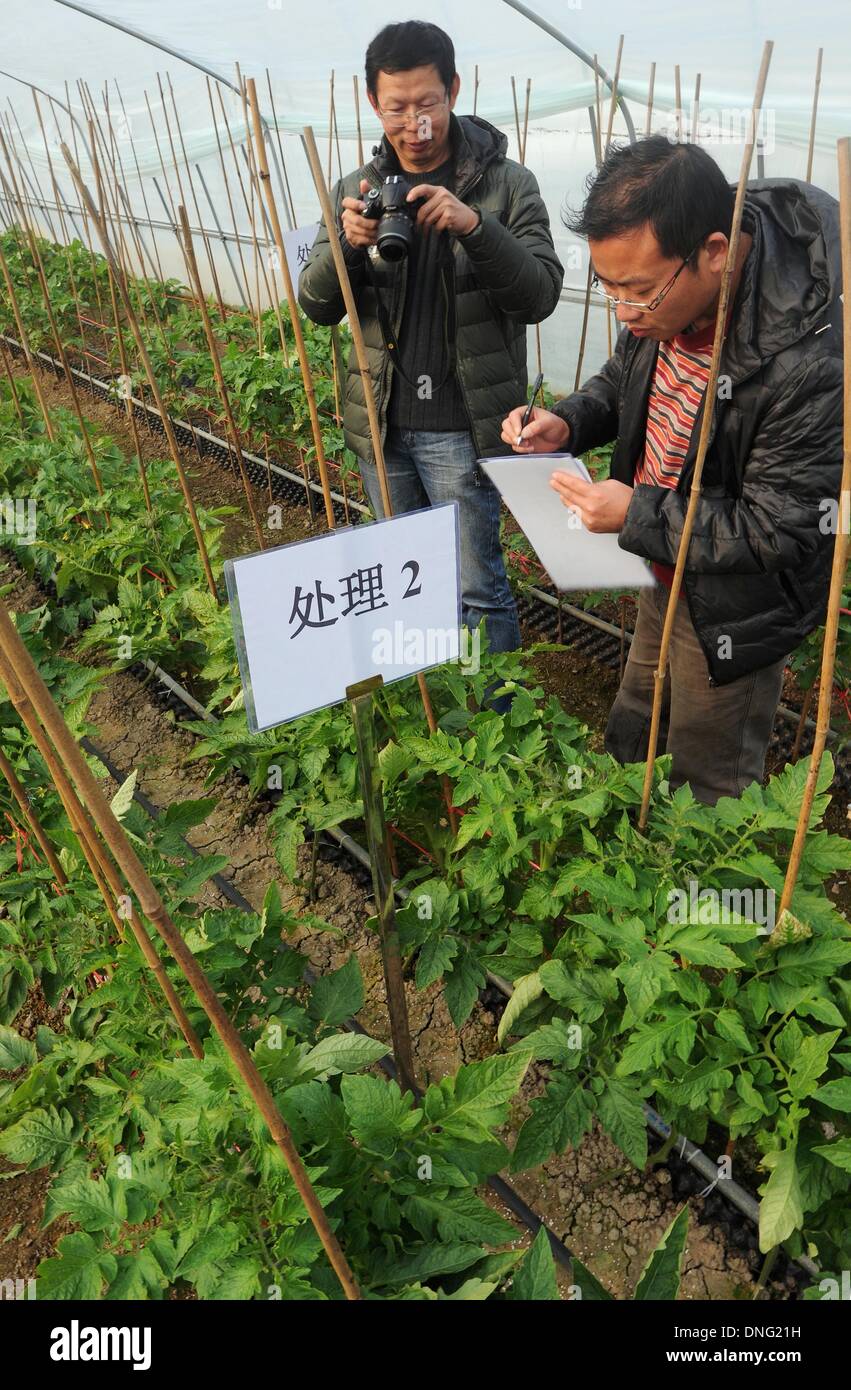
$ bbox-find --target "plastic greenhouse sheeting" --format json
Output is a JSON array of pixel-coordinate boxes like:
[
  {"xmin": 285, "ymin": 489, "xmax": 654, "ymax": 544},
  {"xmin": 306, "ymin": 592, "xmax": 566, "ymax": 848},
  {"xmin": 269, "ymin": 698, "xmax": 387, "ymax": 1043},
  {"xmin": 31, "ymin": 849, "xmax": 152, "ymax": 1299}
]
[{"xmin": 1, "ymin": 0, "xmax": 847, "ymax": 392}]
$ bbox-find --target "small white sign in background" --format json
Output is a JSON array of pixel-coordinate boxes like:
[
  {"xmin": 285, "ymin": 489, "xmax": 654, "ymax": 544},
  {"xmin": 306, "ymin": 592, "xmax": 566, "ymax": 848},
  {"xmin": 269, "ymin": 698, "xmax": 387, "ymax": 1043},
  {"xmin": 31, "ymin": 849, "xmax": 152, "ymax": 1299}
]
[
  {"xmin": 283, "ymin": 222, "xmax": 320, "ymax": 286},
  {"xmin": 226, "ymin": 504, "xmax": 461, "ymax": 731}
]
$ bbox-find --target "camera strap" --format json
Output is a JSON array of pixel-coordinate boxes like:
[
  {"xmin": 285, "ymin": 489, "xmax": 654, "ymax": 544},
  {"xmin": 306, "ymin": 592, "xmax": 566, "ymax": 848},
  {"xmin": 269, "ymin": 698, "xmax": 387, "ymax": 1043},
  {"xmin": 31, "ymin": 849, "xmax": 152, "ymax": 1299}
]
[{"xmin": 363, "ymin": 250, "xmax": 457, "ymax": 393}]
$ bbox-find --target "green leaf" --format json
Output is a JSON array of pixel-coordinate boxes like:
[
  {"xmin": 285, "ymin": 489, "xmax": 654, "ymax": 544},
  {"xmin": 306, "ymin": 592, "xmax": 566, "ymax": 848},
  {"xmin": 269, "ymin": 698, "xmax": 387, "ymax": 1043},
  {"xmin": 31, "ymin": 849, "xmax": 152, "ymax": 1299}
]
[
  {"xmin": 170, "ymin": 854, "xmax": 229, "ymax": 901},
  {"xmin": 510, "ymin": 1073, "xmax": 593, "ymax": 1171},
  {"xmin": 406, "ymin": 1190, "xmax": 516, "ymax": 1246},
  {"xmin": 37, "ymin": 1232, "xmax": 117, "ymax": 1299},
  {"xmin": 373, "ymin": 1242, "xmax": 485, "ymax": 1288},
  {"xmin": 759, "ymin": 1147, "xmax": 803, "ymax": 1253},
  {"xmin": 811, "ymin": 1138, "xmax": 851, "ymax": 1173},
  {"xmin": 634, "ymin": 1206, "xmax": 689, "ymax": 1300},
  {"xmin": 415, "ymin": 934, "xmax": 458, "ymax": 990},
  {"xmin": 424, "ymin": 1053, "xmax": 528, "ymax": 1142},
  {"xmin": 597, "ymin": 1080, "xmax": 647, "ymax": 1167},
  {"xmin": 43, "ymin": 1175, "xmax": 127, "ymax": 1233},
  {"xmin": 570, "ymin": 1255, "xmax": 613, "ymax": 1300},
  {"xmin": 110, "ymin": 768, "xmax": 138, "ymax": 821},
  {"xmin": 309, "ymin": 955, "xmax": 364, "ymax": 1028},
  {"xmin": 509, "ymin": 1226, "xmax": 559, "ymax": 1300},
  {"xmin": 0, "ymin": 1024, "xmax": 37, "ymax": 1071},
  {"xmin": 340, "ymin": 1075, "xmax": 418, "ymax": 1156},
  {"xmin": 443, "ymin": 946, "xmax": 486, "ymax": 1029},
  {"xmin": 812, "ymin": 1077, "xmax": 851, "ymax": 1113},
  {"xmin": 0, "ymin": 1106, "xmax": 74, "ymax": 1169},
  {"xmin": 497, "ymin": 971, "xmax": 543, "ymax": 1046},
  {"xmin": 788, "ymin": 1030, "xmax": 841, "ymax": 1100},
  {"xmin": 714, "ymin": 1009, "xmax": 752, "ymax": 1052},
  {"xmin": 299, "ymin": 1031, "xmax": 388, "ymax": 1079}
]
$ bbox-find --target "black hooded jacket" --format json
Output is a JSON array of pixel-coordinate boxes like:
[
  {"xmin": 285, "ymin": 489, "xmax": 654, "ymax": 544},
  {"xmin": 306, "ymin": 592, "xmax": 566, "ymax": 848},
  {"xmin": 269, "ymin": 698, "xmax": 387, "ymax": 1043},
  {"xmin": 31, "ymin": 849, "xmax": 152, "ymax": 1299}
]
[{"xmin": 552, "ymin": 180, "xmax": 843, "ymax": 686}]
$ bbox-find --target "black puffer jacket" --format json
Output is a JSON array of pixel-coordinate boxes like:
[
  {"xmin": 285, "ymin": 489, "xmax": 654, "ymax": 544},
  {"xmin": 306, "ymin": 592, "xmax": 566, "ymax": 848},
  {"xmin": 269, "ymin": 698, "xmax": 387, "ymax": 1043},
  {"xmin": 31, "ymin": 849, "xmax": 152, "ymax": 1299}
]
[
  {"xmin": 552, "ymin": 180, "xmax": 843, "ymax": 687},
  {"xmin": 298, "ymin": 113, "xmax": 564, "ymax": 464}
]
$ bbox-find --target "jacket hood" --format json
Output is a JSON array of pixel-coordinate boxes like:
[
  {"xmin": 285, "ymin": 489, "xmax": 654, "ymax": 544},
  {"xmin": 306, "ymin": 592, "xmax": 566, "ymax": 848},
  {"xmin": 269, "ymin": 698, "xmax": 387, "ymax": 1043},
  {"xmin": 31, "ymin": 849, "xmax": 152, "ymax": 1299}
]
[
  {"xmin": 729, "ymin": 179, "xmax": 840, "ymax": 378},
  {"xmin": 368, "ymin": 112, "xmax": 507, "ymax": 194}
]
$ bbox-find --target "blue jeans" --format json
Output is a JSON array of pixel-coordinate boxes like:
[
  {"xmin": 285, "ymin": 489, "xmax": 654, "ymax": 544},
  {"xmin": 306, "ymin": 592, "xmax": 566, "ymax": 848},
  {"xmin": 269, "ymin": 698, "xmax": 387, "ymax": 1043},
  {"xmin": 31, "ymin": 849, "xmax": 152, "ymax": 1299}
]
[{"xmin": 358, "ymin": 428, "xmax": 521, "ymax": 654}]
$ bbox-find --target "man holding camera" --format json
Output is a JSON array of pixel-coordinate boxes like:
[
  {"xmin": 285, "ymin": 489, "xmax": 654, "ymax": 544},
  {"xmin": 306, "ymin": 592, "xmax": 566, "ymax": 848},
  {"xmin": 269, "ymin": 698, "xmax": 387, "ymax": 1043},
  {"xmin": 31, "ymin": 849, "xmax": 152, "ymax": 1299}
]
[
  {"xmin": 299, "ymin": 20, "xmax": 564, "ymax": 655},
  {"xmin": 502, "ymin": 137, "xmax": 842, "ymax": 804}
]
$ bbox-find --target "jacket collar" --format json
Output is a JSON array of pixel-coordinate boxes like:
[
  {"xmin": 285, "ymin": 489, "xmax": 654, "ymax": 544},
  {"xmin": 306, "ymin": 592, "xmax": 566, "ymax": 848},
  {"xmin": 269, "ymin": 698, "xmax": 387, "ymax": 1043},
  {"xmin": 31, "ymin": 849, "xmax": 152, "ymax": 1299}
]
[{"xmin": 367, "ymin": 112, "xmax": 506, "ymax": 198}]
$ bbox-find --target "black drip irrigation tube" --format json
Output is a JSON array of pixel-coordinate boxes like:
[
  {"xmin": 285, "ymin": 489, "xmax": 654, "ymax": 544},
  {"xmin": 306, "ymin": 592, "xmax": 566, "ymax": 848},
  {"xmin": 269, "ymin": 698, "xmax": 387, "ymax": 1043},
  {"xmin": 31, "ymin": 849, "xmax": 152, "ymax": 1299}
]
[{"xmin": 0, "ymin": 331, "xmax": 828, "ymax": 1285}]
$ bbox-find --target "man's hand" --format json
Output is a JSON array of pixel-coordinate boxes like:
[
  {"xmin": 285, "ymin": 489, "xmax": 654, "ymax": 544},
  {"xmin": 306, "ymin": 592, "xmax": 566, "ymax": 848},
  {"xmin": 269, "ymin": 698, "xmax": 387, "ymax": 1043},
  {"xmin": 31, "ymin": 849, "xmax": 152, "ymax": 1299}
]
[
  {"xmin": 341, "ymin": 179, "xmax": 379, "ymax": 250},
  {"xmin": 500, "ymin": 405, "xmax": 570, "ymax": 453},
  {"xmin": 406, "ymin": 184, "xmax": 480, "ymax": 237},
  {"xmin": 550, "ymin": 473, "xmax": 633, "ymax": 533}
]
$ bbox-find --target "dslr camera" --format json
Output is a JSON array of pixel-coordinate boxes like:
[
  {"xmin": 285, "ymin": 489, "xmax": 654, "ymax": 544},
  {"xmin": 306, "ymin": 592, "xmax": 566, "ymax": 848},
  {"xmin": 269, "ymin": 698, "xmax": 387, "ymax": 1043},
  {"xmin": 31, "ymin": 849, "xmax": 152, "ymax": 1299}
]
[{"xmin": 362, "ymin": 175, "xmax": 424, "ymax": 262}]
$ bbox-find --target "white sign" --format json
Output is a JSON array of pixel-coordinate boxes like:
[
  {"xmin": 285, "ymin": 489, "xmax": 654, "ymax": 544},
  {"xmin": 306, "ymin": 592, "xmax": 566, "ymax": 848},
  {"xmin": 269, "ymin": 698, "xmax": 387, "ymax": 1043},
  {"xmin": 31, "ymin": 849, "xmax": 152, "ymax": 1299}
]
[
  {"xmin": 283, "ymin": 222, "xmax": 320, "ymax": 285},
  {"xmin": 225, "ymin": 504, "xmax": 461, "ymax": 731}
]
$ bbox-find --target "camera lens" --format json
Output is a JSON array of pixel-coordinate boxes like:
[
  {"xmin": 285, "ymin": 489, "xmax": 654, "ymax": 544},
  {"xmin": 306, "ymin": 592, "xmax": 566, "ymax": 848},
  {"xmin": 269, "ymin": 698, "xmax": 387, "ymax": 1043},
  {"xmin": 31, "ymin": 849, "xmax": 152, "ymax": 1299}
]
[{"xmin": 377, "ymin": 212, "xmax": 414, "ymax": 261}]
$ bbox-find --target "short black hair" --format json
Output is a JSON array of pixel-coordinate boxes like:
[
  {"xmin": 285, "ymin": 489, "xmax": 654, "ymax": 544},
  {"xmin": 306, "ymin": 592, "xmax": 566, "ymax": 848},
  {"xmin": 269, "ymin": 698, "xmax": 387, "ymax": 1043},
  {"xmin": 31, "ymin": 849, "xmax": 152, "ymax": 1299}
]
[
  {"xmin": 365, "ymin": 21, "xmax": 456, "ymax": 99},
  {"xmin": 566, "ymin": 136, "xmax": 735, "ymax": 263}
]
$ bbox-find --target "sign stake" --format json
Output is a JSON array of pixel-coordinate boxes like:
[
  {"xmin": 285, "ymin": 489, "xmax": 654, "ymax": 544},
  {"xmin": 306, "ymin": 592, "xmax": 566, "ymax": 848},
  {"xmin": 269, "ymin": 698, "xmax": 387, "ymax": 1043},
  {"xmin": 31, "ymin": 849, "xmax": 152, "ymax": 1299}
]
[{"xmin": 347, "ymin": 675, "xmax": 418, "ymax": 1095}]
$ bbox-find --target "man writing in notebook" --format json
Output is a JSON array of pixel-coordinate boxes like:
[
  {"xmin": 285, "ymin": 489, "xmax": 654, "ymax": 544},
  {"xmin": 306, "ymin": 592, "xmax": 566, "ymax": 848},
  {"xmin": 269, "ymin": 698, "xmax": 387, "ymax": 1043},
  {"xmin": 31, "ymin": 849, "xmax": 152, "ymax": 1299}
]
[{"xmin": 501, "ymin": 137, "xmax": 842, "ymax": 804}]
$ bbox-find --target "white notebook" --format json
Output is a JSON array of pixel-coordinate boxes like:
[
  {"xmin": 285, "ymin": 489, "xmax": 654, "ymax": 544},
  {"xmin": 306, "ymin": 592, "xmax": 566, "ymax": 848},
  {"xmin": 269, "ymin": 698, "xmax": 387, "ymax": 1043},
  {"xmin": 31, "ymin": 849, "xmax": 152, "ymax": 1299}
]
[{"xmin": 481, "ymin": 454, "xmax": 655, "ymax": 592}]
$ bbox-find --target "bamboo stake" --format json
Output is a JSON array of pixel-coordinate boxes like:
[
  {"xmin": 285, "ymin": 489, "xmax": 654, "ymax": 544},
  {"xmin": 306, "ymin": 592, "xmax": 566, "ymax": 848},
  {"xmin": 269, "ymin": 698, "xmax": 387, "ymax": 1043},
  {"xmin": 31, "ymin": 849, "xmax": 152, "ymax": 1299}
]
[
  {"xmin": 0, "ymin": 600, "xmax": 360, "ymax": 1300},
  {"xmin": 113, "ymin": 78, "xmax": 166, "ymax": 282},
  {"xmin": 674, "ymin": 65, "xmax": 682, "ymax": 143},
  {"xmin": 0, "ymin": 135, "xmax": 105, "ymax": 494},
  {"xmin": 177, "ymin": 204, "xmax": 265, "ymax": 549},
  {"xmin": 473, "ymin": 64, "xmax": 480, "ymax": 117},
  {"xmin": 0, "ymin": 329, "xmax": 25, "ymax": 427},
  {"xmin": 0, "ymin": 233, "xmax": 55, "ymax": 439},
  {"xmin": 806, "ymin": 48, "xmax": 824, "ymax": 182},
  {"xmin": 646, "ymin": 61, "xmax": 656, "ymax": 137},
  {"xmin": 245, "ymin": 83, "xmax": 335, "ymax": 529},
  {"xmin": 521, "ymin": 78, "xmax": 532, "ymax": 166},
  {"xmin": 692, "ymin": 73, "xmax": 702, "ymax": 144},
  {"xmin": 206, "ymin": 78, "xmax": 254, "ymax": 318},
  {"xmin": 593, "ymin": 55, "xmax": 603, "ymax": 166},
  {"xmin": 29, "ymin": 93, "xmax": 92, "ymax": 371},
  {"xmin": 165, "ymin": 73, "xmax": 227, "ymax": 322},
  {"xmin": 61, "ymin": 141, "xmax": 218, "ymax": 600},
  {"xmin": 353, "ymin": 75, "xmax": 365, "ymax": 167},
  {"xmin": 0, "ymin": 644, "xmax": 199, "ymax": 1050},
  {"xmin": 778, "ymin": 136, "xmax": 851, "ymax": 918},
  {"xmin": 637, "ymin": 41, "xmax": 774, "ymax": 829},
  {"xmin": 300, "ymin": 122, "xmax": 459, "ymax": 834},
  {"xmin": 265, "ymin": 70, "xmax": 297, "ymax": 226},
  {"xmin": 511, "ymin": 77, "xmax": 523, "ymax": 161},
  {"xmin": 327, "ymin": 71, "xmax": 335, "ymax": 190},
  {"xmin": 0, "ymin": 744, "xmax": 67, "ymax": 888}
]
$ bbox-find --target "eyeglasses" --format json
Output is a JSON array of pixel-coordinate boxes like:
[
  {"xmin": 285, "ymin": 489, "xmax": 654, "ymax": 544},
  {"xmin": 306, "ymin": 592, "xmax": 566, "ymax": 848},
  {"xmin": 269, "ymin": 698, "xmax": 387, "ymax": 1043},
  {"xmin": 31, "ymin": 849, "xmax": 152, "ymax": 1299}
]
[
  {"xmin": 375, "ymin": 96, "xmax": 449, "ymax": 131},
  {"xmin": 590, "ymin": 240, "xmax": 704, "ymax": 312}
]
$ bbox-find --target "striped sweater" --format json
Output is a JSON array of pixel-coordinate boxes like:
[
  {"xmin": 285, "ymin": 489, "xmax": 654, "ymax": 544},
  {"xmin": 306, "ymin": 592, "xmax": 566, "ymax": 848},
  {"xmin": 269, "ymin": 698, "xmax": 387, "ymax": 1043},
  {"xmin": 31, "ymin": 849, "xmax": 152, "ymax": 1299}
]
[{"xmin": 634, "ymin": 322, "xmax": 714, "ymax": 592}]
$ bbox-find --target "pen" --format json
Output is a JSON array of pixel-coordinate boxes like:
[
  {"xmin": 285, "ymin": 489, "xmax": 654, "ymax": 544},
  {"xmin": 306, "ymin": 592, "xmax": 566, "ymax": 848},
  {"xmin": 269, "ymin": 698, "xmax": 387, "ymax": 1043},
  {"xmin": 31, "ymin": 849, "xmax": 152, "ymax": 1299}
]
[{"xmin": 517, "ymin": 371, "xmax": 544, "ymax": 445}]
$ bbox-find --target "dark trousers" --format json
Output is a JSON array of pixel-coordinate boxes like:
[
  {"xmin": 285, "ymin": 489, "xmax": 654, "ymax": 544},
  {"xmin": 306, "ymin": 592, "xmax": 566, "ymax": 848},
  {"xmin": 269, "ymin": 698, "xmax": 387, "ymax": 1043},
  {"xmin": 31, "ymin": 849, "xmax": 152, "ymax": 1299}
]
[{"xmin": 605, "ymin": 585, "xmax": 787, "ymax": 805}]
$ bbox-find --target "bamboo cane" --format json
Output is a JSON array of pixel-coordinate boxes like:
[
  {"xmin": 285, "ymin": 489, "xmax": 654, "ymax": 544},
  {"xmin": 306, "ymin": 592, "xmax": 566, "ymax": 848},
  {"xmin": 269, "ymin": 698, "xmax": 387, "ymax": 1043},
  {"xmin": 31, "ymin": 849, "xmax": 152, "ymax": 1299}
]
[
  {"xmin": 0, "ymin": 235, "xmax": 54, "ymax": 439},
  {"xmin": 806, "ymin": 48, "xmax": 824, "ymax": 183},
  {"xmin": 521, "ymin": 78, "xmax": 532, "ymax": 166},
  {"xmin": 0, "ymin": 598, "xmax": 360, "ymax": 1299},
  {"xmin": 637, "ymin": 41, "xmax": 774, "ymax": 829},
  {"xmin": 593, "ymin": 55, "xmax": 603, "ymax": 167},
  {"xmin": 299, "ymin": 123, "xmax": 459, "ymax": 833},
  {"xmin": 245, "ymin": 83, "xmax": 335, "ymax": 529},
  {"xmin": 646, "ymin": 61, "xmax": 656, "ymax": 137},
  {"xmin": 511, "ymin": 76, "xmax": 522, "ymax": 161},
  {"xmin": 327, "ymin": 71, "xmax": 335, "ymax": 190},
  {"xmin": 0, "ymin": 743, "xmax": 67, "ymax": 888},
  {"xmin": 177, "ymin": 204, "xmax": 265, "ymax": 549},
  {"xmin": 473, "ymin": 64, "xmax": 480, "ymax": 118},
  {"xmin": 61, "ymin": 142, "xmax": 218, "ymax": 600},
  {"xmin": 265, "ymin": 70, "xmax": 297, "ymax": 227},
  {"xmin": 778, "ymin": 136, "xmax": 851, "ymax": 918},
  {"xmin": 353, "ymin": 74, "xmax": 365, "ymax": 168},
  {"xmin": 0, "ymin": 644, "xmax": 200, "ymax": 1050},
  {"xmin": 113, "ymin": 78, "xmax": 166, "ymax": 283},
  {"xmin": 674, "ymin": 65, "xmax": 682, "ymax": 143},
  {"xmin": 0, "ymin": 333, "xmax": 25, "ymax": 426},
  {"xmin": 692, "ymin": 73, "xmax": 702, "ymax": 145},
  {"xmin": 165, "ymin": 74, "xmax": 227, "ymax": 322},
  {"xmin": 0, "ymin": 133, "xmax": 105, "ymax": 497},
  {"xmin": 206, "ymin": 79, "xmax": 254, "ymax": 318},
  {"xmin": 4, "ymin": 98, "xmax": 57, "ymax": 243}
]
